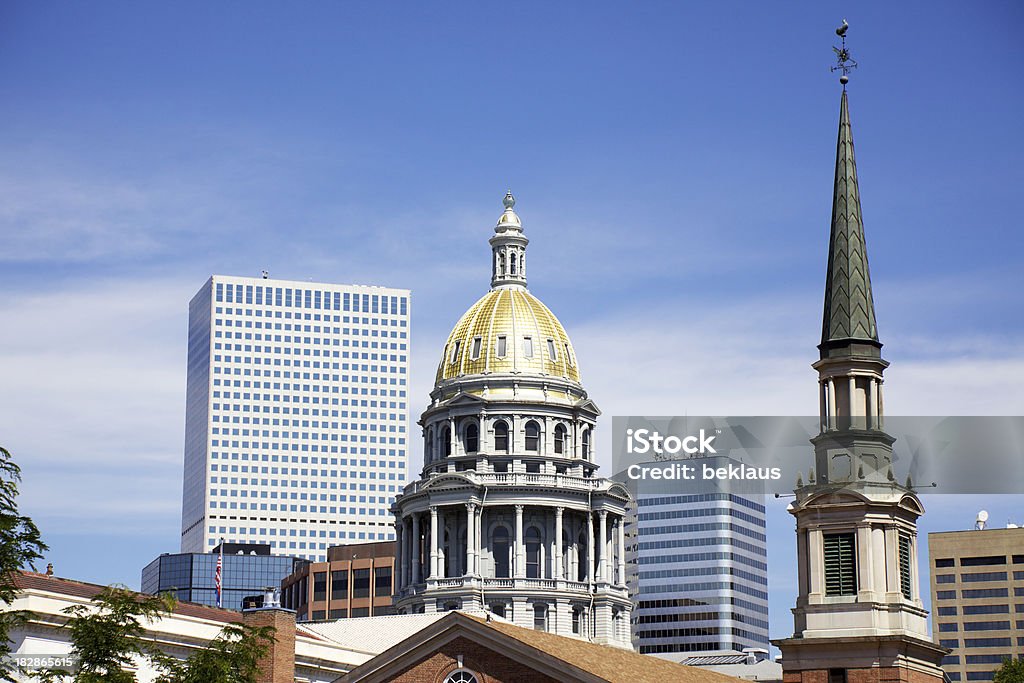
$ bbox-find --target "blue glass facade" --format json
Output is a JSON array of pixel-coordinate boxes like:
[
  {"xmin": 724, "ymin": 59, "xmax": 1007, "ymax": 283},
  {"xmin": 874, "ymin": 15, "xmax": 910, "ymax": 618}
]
[{"xmin": 141, "ymin": 551, "xmax": 302, "ymax": 611}]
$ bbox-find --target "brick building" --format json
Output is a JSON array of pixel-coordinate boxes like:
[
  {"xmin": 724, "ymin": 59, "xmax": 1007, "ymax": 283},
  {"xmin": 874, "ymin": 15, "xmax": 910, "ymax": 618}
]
[{"xmin": 281, "ymin": 541, "xmax": 396, "ymax": 621}]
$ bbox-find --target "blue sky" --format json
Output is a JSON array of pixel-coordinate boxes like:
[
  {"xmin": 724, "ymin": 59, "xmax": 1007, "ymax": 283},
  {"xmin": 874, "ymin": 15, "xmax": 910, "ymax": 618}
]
[{"xmin": 1, "ymin": 2, "xmax": 1022, "ymax": 644}]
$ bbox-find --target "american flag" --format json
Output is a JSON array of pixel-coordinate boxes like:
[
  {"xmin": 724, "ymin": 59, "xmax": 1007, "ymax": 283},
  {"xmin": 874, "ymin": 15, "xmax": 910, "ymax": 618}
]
[{"xmin": 215, "ymin": 552, "xmax": 223, "ymax": 608}]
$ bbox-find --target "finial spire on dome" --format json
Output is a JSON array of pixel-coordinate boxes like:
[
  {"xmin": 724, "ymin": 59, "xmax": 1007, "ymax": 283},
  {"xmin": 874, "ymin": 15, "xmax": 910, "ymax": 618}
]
[{"xmin": 490, "ymin": 190, "xmax": 529, "ymax": 289}]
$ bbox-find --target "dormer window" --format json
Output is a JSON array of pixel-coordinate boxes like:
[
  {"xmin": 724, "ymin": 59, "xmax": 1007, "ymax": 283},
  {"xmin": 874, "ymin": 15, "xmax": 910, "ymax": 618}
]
[
  {"xmin": 564, "ymin": 343, "xmax": 574, "ymax": 367},
  {"xmin": 546, "ymin": 338, "xmax": 557, "ymax": 361},
  {"xmin": 449, "ymin": 340, "xmax": 461, "ymax": 364},
  {"xmin": 496, "ymin": 335, "xmax": 507, "ymax": 358},
  {"xmin": 470, "ymin": 336, "xmax": 482, "ymax": 361},
  {"xmin": 523, "ymin": 337, "xmax": 534, "ymax": 358}
]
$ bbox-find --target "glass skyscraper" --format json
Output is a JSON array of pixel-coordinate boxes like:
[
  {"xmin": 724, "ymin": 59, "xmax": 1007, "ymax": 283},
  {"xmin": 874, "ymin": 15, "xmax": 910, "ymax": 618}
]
[
  {"xmin": 631, "ymin": 477, "xmax": 770, "ymax": 656},
  {"xmin": 180, "ymin": 274, "xmax": 411, "ymax": 561}
]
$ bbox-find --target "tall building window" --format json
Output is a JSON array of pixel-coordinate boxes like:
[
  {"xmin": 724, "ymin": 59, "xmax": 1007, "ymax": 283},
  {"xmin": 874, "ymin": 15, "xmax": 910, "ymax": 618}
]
[
  {"xmin": 899, "ymin": 532, "xmax": 913, "ymax": 599},
  {"xmin": 493, "ymin": 421, "xmax": 509, "ymax": 452},
  {"xmin": 823, "ymin": 532, "xmax": 857, "ymax": 596},
  {"xmin": 493, "ymin": 527, "xmax": 510, "ymax": 578},
  {"xmin": 374, "ymin": 567, "xmax": 392, "ymax": 600},
  {"xmin": 525, "ymin": 421, "xmax": 540, "ymax": 452},
  {"xmin": 352, "ymin": 569, "xmax": 370, "ymax": 599},
  {"xmin": 572, "ymin": 606, "xmax": 582, "ymax": 634},
  {"xmin": 526, "ymin": 527, "xmax": 542, "ymax": 578},
  {"xmin": 533, "ymin": 603, "xmax": 547, "ymax": 631},
  {"xmin": 331, "ymin": 570, "xmax": 348, "ymax": 600},
  {"xmin": 442, "ymin": 426, "xmax": 452, "ymax": 457},
  {"xmin": 581, "ymin": 429, "xmax": 591, "ymax": 459},
  {"xmin": 464, "ymin": 422, "xmax": 479, "ymax": 453},
  {"xmin": 313, "ymin": 572, "xmax": 327, "ymax": 601},
  {"xmin": 554, "ymin": 425, "xmax": 566, "ymax": 455}
]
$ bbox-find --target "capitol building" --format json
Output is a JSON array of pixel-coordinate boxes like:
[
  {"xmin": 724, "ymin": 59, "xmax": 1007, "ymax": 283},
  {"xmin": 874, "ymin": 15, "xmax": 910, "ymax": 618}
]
[{"xmin": 391, "ymin": 192, "xmax": 634, "ymax": 648}]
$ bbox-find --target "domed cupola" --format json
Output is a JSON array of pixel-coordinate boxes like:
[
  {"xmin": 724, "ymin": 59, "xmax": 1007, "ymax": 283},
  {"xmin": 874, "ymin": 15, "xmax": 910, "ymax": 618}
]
[{"xmin": 391, "ymin": 192, "xmax": 633, "ymax": 646}]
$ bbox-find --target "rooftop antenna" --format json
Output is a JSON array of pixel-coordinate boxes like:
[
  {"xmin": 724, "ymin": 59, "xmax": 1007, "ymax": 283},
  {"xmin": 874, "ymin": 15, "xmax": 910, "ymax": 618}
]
[
  {"xmin": 831, "ymin": 19, "xmax": 858, "ymax": 89},
  {"xmin": 976, "ymin": 510, "xmax": 989, "ymax": 530}
]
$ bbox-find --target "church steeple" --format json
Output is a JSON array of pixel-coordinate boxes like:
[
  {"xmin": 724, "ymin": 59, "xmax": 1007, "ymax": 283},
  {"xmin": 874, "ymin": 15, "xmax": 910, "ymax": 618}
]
[
  {"xmin": 774, "ymin": 24, "xmax": 946, "ymax": 683},
  {"xmin": 490, "ymin": 191, "xmax": 529, "ymax": 289},
  {"xmin": 820, "ymin": 90, "xmax": 880, "ymax": 357}
]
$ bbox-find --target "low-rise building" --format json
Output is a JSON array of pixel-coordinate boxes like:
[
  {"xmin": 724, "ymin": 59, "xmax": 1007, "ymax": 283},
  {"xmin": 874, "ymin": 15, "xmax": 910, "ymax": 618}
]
[
  {"xmin": 141, "ymin": 542, "xmax": 301, "ymax": 610},
  {"xmin": 280, "ymin": 541, "xmax": 396, "ymax": 621}
]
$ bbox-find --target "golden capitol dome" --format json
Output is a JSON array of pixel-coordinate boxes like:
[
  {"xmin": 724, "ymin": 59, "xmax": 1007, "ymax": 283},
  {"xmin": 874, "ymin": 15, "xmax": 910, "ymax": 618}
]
[{"xmin": 434, "ymin": 191, "xmax": 582, "ymax": 387}]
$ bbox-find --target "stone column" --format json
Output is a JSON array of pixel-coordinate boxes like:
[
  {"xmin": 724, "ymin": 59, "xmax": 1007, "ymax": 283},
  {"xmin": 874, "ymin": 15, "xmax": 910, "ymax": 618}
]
[
  {"xmin": 514, "ymin": 505, "xmax": 525, "ymax": 578},
  {"xmin": 466, "ymin": 503, "xmax": 477, "ymax": 576},
  {"xmin": 826, "ymin": 378, "xmax": 836, "ymax": 430},
  {"xmin": 554, "ymin": 507, "xmax": 564, "ymax": 580},
  {"xmin": 411, "ymin": 513, "xmax": 421, "ymax": 584},
  {"xmin": 429, "ymin": 506, "xmax": 439, "ymax": 579},
  {"xmin": 878, "ymin": 381, "xmax": 885, "ymax": 428},
  {"xmin": 856, "ymin": 523, "xmax": 874, "ymax": 599},
  {"xmin": 884, "ymin": 524, "xmax": 899, "ymax": 595},
  {"xmin": 807, "ymin": 526, "xmax": 823, "ymax": 600},
  {"xmin": 586, "ymin": 513, "xmax": 595, "ymax": 584},
  {"xmin": 598, "ymin": 511, "xmax": 608, "ymax": 582},
  {"xmin": 849, "ymin": 376, "xmax": 858, "ymax": 419},
  {"xmin": 868, "ymin": 378, "xmax": 878, "ymax": 429},
  {"xmin": 394, "ymin": 521, "xmax": 404, "ymax": 590},
  {"xmin": 477, "ymin": 505, "xmax": 484, "ymax": 576},
  {"xmin": 616, "ymin": 516, "xmax": 626, "ymax": 586},
  {"xmin": 819, "ymin": 380, "xmax": 828, "ymax": 432}
]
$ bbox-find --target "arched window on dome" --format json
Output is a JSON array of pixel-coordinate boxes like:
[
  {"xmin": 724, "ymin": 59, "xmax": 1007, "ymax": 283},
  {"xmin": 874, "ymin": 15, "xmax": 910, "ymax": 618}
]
[
  {"xmin": 526, "ymin": 527, "xmax": 543, "ymax": 579},
  {"xmin": 581, "ymin": 428, "xmax": 591, "ymax": 460},
  {"xmin": 463, "ymin": 422, "xmax": 479, "ymax": 454},
  {"xmin": 425, "ymin": 427, "xmax": 434, "ymax": 463},
  {"xmin": 525, "ymin": 421, "xmax": 540, "ymax": 452},
  {"xmin": 554, "ymin": 424, "xmax": 566, "ymax": 455},
  {"xmin": 492, "ymin": 526, "xmax": 510, "ymax": 578},
  {"xmin": 493, "ymin": 420, "xmax": 509, "ymax": 453},
  {"xmin": 442, "ymin": 426, "xmax": 452, "ymax": 457},
  {"xmin": 509, "ymin": 251, "xmax": 517, "ymax": 275},
  {"xmin": 497, "ymin": 252, "xmax": 504, "ymax": 277}
]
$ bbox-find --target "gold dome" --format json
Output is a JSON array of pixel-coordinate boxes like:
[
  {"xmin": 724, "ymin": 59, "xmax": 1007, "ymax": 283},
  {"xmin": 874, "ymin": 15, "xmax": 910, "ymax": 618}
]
[{"xmin": 436, "ymin": 287, "xmax": 581, "ymax": 385}]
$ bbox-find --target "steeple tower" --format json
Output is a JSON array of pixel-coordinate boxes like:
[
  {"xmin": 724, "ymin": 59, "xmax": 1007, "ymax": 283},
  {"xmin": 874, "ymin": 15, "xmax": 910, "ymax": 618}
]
[
  {"xmin": 490, "ymin": 191, "xmax": 529, "ymax": 289},
  {"xmin": 773, "ymin": 23, "xmax": 945, "ymax": 683}
]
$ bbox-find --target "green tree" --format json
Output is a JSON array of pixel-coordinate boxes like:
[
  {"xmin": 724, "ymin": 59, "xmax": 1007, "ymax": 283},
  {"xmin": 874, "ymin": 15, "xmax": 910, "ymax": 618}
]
[
  {"xmin": 994, "ymin": 658, "xmax": 1024, "ymax": 683},
  {"xmin": 35, "ymin": 586, "xmax": 176, "ymax": 683},
  {"xmin": 155, "ymin": 623, "xmax": 276, "ymax": 683},
  {"xmin": 0, "ymin": 445, "xmax": 48, "ymax": 682},
  {"xmin": 35, "ymin": 585, "xmax": 276, "ymax": 683}
]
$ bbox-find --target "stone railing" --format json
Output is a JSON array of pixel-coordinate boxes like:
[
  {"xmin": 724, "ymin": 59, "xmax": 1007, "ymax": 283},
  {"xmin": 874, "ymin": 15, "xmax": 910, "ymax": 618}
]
[{"xmin": 403, "ymin": 472, "xmax": 609, "ymax": 495}]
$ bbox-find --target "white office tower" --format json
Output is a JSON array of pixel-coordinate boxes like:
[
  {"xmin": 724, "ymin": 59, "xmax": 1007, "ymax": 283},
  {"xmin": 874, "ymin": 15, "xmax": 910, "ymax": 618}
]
[
  {"xmin": 180, "ymin": 275, "xmax": 411, "ymax": 561},
  {"xmin": 632, "ymin": 486, "xmax": 770, "ymax": 656}
]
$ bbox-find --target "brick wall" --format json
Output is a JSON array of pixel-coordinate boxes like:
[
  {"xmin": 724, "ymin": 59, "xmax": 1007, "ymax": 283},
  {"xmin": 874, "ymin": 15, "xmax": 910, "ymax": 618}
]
[
  {"xmin": 785, "ymin": 667, "xmax": 945, "ymax": 683},
  {"xmin": 388, "ymin": 636, "xmax": 563, "ymax": 683},
  {"xmin": 243, "ymin": 608, "xmax": 296, "ymax": 683}
]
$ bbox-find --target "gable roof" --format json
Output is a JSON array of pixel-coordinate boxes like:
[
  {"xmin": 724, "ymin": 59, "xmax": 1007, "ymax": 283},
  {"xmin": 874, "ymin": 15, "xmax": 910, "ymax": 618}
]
[{"xmin": 338, "ymin": 611, "xmax": 744, "ymax": 683}]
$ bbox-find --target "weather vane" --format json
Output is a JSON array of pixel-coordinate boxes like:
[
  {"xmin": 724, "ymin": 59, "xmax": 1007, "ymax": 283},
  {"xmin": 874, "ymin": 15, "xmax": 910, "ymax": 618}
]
[{"xmin": 830, "ymin": 19, "xmax": 857, "ymax": 87}]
